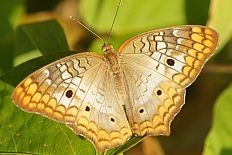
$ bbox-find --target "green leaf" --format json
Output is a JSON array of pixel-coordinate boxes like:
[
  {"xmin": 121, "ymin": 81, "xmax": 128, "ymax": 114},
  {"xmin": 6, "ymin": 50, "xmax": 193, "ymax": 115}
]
[
  {"xmin": 80, "ymin": 0, "xmax": 213, "ymax": 36},
  {"xmin": 208, "ymin": 0, "xmax": 232, "ymax": 50},
  {"xmin": 0, "ymin": 81, "xmax": 95, "ymax": 155},
  {"xmin": 105, "ymin": 137, "xmax": 143, "ymax": 155},
  {"xmin": 185, "ymin": 0, "xmax": 211, "ymax": 25},
  {"xmin": 0, "ymin": 0, "xmax": 25, "ymax": 76},
  {"xmin": 14, "ymin": 20, "xmax": 69, "ymax": 57},
  {"xmin": 80, "ymin": 0, "xmax": 188, "ymax": 35},
  {"xmin": 203, "ymin": 84, "xmax": 232, "ymax": 155}
]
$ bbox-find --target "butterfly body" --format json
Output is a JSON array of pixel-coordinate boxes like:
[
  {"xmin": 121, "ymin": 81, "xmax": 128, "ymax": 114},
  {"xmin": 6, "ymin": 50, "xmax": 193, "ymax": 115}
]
[
  {"xmin": 12, "ymin": 25, "xmax": 218, "ymax": 152},
  {"xmin": 103, "ymin": 43, "xmax": 121, "ymax": 73}
]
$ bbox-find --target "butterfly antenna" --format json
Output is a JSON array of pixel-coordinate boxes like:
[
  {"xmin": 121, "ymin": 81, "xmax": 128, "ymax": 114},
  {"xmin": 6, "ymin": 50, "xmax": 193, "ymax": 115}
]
[
  {"xmin": 69, "ymin": 16, "xmax": 104, "ymax": 43},
  {"xmin": 107, "ymin": 0, "xmax": 122, "ymax": 43}
]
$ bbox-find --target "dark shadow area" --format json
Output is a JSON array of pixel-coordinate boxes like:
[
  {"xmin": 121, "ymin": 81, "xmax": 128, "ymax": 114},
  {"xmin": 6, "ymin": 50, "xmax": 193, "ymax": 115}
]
[
  {"xmin": 26, "ymin": 0, "xmax": 61, "ymax": 13},
  {"xmin": 185, "ymin": 0, "xmax": 210, "ymax": 24},
  {"xmin": 221, "ymin": 149, "xmax": 232, "ymax": 155}
]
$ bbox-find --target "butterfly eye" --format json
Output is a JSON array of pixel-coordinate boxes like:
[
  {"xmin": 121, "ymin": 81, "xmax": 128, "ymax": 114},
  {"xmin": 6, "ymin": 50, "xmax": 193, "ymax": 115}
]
[
  {"xmin": 166, "ymin": 58, "xmax": 175, "ymax": 66},
  {"xmin": 65, "ymin": 89, "xmax": 73, "ymax": 98}
]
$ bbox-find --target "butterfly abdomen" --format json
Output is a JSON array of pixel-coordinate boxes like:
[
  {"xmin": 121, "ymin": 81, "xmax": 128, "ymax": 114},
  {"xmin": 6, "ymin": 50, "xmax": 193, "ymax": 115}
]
[{"xmin": 112, "ymin": 72, "xmax": 128, "ymax": 106}]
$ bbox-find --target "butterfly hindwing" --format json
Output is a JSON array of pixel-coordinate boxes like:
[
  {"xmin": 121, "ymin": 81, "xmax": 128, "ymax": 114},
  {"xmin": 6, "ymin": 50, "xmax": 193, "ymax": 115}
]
[
  {"xmin": 120, "ymin": 54, "xmax": 185, "ymax": 136},
  {"xmin": 67, "ymin": 64, "xmax": 132, "ymax": 152}
]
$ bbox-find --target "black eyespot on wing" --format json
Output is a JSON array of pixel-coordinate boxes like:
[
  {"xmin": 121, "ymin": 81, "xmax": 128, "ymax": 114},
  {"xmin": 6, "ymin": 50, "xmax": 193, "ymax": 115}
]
[
  {"xmin": 85, "ymin": 106, "xmax": 90, "ymax": 112},
  {"xmin": 156, "ymin": 89, "xmax": 162, "ymax": 96},
  {"xmin": 66, "ymin": 89, "xmax": 73, "ymax": 98},
  {"xmin": 110, "ymin": 117, "xmax": 115, "ymax": 122},
  {"xmin": 139, "ymin": 109, "xmax": 144, "ymax": 113},
  {"xmin": 166, "ymin": 58, "xmax": 175, "ymax": 66}
]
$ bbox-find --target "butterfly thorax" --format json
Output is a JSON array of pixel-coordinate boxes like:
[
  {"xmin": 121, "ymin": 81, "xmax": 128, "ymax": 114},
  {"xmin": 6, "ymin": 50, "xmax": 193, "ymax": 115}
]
[{"xmin": 102, "ymin": 43, "xmax": 120, "ymax": 74}]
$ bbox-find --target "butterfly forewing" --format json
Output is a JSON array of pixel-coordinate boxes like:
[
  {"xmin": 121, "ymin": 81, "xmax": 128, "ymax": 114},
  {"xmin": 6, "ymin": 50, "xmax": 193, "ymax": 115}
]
[
  {"xmin": 119, "ymin": 25, "xmax": 218, "ymax": 136},
  {"xmin": 119, "ymin": 26, "xmax": 218, "ymax": 87},
  {"xmin": 12, "ymin": 52, "xmax": 102, "ymax": 120}
]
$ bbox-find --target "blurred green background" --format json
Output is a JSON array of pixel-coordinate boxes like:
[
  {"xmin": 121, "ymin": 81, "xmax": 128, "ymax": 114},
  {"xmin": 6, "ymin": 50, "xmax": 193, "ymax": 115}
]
[{"xmin": 0, "ymin": 0, "xmax": 232, "ymax": 155}]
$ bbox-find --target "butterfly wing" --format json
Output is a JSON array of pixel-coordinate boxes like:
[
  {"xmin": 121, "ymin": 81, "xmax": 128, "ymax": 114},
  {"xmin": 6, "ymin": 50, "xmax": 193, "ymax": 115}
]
[
  {"xmin": 118, "ymin": 26, "xmax": 218, "ymax": 136},
  {"xmin": 12, "ymin": 52, "xmax": 132, "ymax": 152}
]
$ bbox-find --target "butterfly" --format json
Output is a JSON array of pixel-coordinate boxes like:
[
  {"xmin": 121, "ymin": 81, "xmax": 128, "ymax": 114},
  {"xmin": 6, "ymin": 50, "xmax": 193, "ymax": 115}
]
[{"xmin": 12, "ymin": 25, "xmax": 218, "ymax": 152}]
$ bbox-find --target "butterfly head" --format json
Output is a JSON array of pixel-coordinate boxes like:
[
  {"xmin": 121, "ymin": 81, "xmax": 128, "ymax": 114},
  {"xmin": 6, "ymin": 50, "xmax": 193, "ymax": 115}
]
[{"xmin": 102, "ymin": 43, "xmax": 114, "ymax": 53}]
